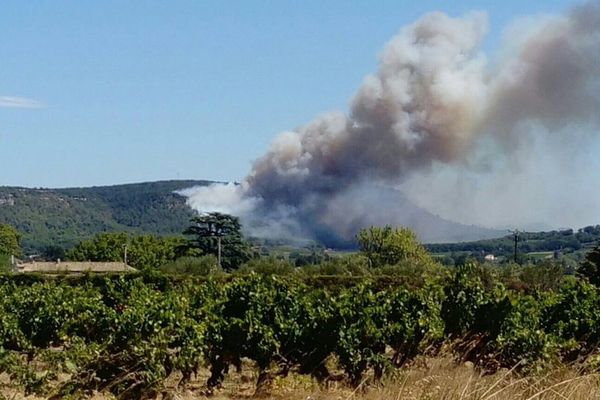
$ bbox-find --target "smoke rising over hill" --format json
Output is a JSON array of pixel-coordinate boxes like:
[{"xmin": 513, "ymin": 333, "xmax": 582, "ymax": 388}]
[{"xmin": 184, "ymin": 2, "xmax": 600, "ymax": 245}]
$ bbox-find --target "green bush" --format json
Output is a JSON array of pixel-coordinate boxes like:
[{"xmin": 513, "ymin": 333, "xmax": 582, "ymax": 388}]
[
  {"xmin": 237, "ymin": 257, "xmax": 297, "ymax": 276},
  {"xmin": 301, "ymin": 254, "xmax": 371, "ymax": 276},
  {"xmin": 0, "ymin": 254, "xmax": 12, "ymax": 273},
  {"xmin": 160, "ymin": 255, "xmax": 222, "ymax": 276}
]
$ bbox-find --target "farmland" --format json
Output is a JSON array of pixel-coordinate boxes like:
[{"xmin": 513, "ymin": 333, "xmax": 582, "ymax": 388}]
[
  {"xmin": 2, "ymin": 260, "xmax": 600, "ymax": 399},
  {"xmin": 2, "ymin": 219, "xmax": 600, "ymax": 399}
]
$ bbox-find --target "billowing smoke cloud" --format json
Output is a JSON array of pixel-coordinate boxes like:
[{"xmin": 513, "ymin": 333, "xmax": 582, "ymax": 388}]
[{"xmin": 185, "ymin": 2, "xmax": 600, "ymax": 245}]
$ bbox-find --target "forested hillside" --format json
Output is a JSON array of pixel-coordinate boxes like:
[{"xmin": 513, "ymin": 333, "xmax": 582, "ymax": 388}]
[
  {"xmin": 426, "ymin": 226, "xmax": 600, "ymax": 258},
  {"xmin": 0, "ymin": 180, "xmax": 213, "ymax": 253}
]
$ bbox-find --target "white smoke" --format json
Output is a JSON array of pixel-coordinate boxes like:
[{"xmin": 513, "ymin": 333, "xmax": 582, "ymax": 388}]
[
  {"xmin": 184, "ymin": 2, "xmax": 600, "ymax": 244},
  {"xmin": 179, "ymin": 183, "xmax": 256, "ymax": 216}
]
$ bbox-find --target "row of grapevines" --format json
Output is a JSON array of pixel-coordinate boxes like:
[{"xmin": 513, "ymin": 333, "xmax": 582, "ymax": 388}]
[{"xmin": 1, "ymin": 268, "xmax": 600, "ymax": 398}]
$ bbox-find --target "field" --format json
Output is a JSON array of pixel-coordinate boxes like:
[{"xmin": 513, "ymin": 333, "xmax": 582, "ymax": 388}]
[{"xmin": 1, "ymin": 265, "xmax": 600, "ymax": 399}]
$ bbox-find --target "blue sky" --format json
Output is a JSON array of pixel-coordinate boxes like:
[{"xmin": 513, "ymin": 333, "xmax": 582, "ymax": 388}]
[{"xmin": 0, "ymin": 0, "xmax": 578, "ymax": 188}]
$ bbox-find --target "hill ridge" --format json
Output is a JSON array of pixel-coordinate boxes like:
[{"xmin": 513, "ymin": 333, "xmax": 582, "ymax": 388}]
[
  {"xmin": 0, "ymin": 179, "xmax": 507, "ymax": 253},
  {"xmin": 0, "ymin": 180, "xmax": 214, "ymax": 253}
]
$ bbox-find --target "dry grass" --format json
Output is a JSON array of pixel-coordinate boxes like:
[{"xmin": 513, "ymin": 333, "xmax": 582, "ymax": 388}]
[
  {"xmin": 3, "ymin": 357, "xmax": 600, "ymax": 399},
  {"xmin": 196, "ymin": 357, "xmax": 600, "ymax": 400},
  {"xmin": 342, "ymin": 359, "xmax": 600, "ymax": 400}
]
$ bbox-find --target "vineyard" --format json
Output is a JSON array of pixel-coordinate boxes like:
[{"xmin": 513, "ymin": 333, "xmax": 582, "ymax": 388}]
[{"xmin": 1, "ymin": 266, "xmax": 600, "ymax": 399}]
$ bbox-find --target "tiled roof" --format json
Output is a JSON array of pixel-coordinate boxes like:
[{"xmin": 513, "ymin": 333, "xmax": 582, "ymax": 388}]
[{"xmin": 15, "ymin": 261, "xmax": 136, "ymax": 273}]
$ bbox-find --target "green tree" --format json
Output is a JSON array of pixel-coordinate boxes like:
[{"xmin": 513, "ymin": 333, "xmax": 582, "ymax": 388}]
[
  {"xmin": 0, "ymin": 224, "xmax": 21, "ymax": 257},
  {"xmin": 184, "ymin": 212, "xmax": 252, "ymax": 270},
  {"xmin": 578, "ymin": 242, "xmax": 600, "ymax": 286},
  {"xmin": 41, "ymin": 245, "xmax": 67, "ymax": 262},
  {"xmin": 356, "ymin": 225, "xmax": 434, "ymax": 268},
  {"xmin": 67, "ymin": 232, "xmax": 187, "ymax": 270},
  {"xmin": 67, "ymin": 232, "xmax": 129, "ymax": 262},
  {"xmin": 159, "ymin": 255, "xmax": 222, "ymax": 276}
]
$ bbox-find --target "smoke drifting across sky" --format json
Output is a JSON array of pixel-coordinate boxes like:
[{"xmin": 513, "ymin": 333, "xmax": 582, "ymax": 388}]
[{"xmin": 184, "ymin": 1, "xmax": 600, "ymax": 244}]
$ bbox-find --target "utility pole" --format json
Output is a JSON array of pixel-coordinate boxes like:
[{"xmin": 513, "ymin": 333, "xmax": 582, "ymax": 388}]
[
  {"xmin": 187, "ymin": 213, "xmax": 234, "ymax": 269},
  {"xmin": 508, "ymin": 230, "xmax": 519, "ymax": 264},
  {"xmin": 217, "ymin": 235, "xmax": 222, "ymax": 267}
]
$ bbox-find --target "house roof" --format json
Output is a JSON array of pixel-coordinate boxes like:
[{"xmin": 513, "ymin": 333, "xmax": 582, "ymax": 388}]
[{"xmin": 15, "ymin": 261, "xmax": 136, "ymax": 273}]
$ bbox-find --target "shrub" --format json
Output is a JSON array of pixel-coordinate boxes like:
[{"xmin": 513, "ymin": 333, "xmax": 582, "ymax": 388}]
[
  {"xmin": 237, "ymin": 257, "xmax": 297, "ymax": 276},
  {"xmin": 160, "ymin": 255, "xmax": 222, "ymax": 276}
]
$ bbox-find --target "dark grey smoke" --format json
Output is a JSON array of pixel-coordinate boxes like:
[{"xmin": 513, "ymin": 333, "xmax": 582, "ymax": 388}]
[{"xmin": 185, "ymin": 2, "xmax": 600, "ymax": 245}]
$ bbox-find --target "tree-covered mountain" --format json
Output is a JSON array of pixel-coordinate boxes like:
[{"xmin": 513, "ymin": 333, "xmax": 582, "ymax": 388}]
[
  {"xmin": 0, "ymin": 180, "xmax": 213, "ymax": 253},
  {"xmin": 0, "ymin": 179, "xmax": 507, "ymax": 255}
]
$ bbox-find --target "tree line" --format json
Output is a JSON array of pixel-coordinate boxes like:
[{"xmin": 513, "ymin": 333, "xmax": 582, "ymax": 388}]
[{"xmin": 426, "ymin": 225, "xmax": 600, "ymax": 256}]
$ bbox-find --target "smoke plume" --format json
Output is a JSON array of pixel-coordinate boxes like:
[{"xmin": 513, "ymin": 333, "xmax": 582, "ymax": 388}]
[{"xmin": 185, "ymin": 2, "xmax": 600, "ymax": 245}]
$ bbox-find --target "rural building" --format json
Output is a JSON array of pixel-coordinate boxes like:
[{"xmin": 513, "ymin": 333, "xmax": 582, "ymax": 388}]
[{"xmin": 11, "ymin": 257, "xmax": 135, "ymax": 274}]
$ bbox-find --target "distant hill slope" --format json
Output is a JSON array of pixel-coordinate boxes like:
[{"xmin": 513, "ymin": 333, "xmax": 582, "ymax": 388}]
[
  {"xmin": 311, "ymin": 187, "xmax": 504, "ymax": 247},
  {"xmin": 0, "ymin": 180, "xmax": 213, "ymax": 253},
  {"xmin": 377, "ymin": 189, "xmax": 505, "ymax": 244},
  {"xmin": 0, "ymin": 179, "xmax": 506, "ymax": 254},
  {"xmin": 425, "ymin": 226, "xmax": 600, "ymax": 257}
]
